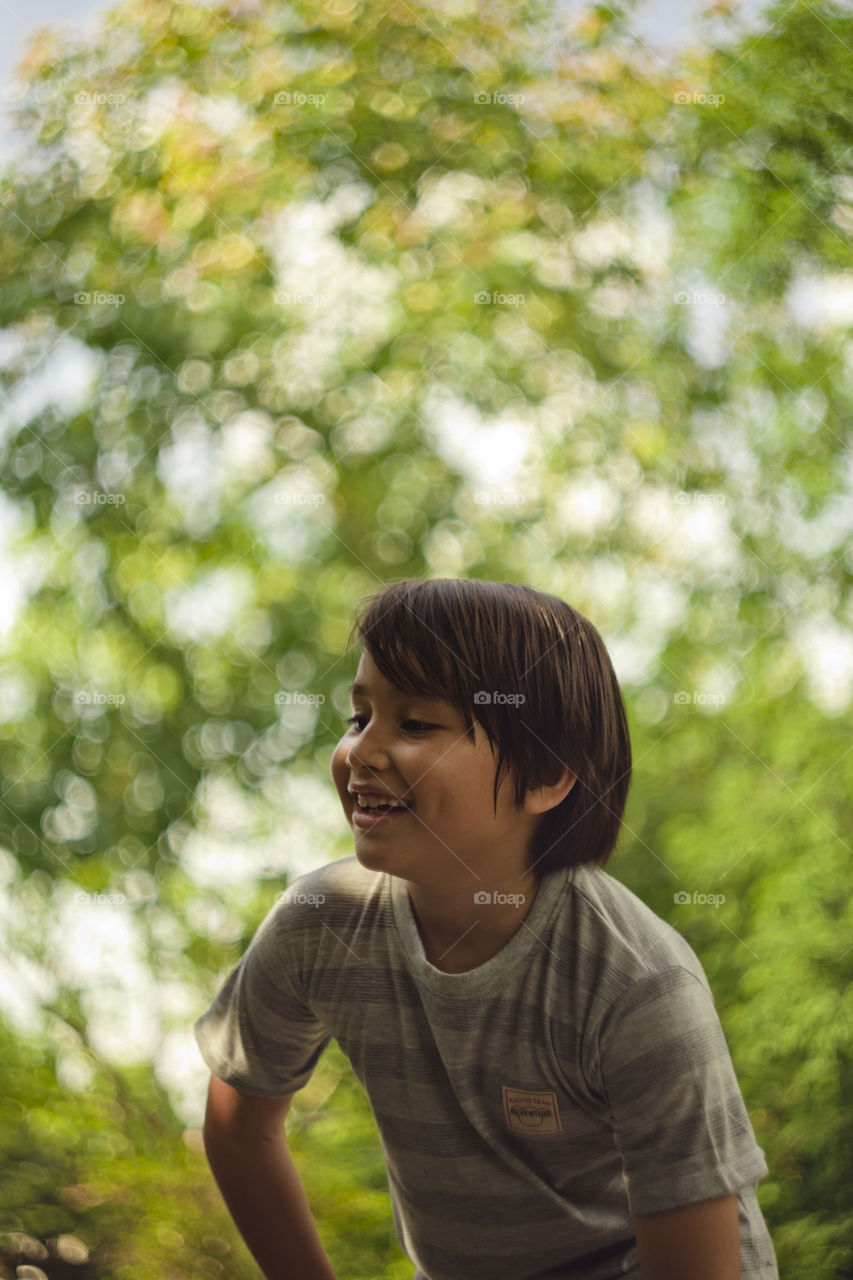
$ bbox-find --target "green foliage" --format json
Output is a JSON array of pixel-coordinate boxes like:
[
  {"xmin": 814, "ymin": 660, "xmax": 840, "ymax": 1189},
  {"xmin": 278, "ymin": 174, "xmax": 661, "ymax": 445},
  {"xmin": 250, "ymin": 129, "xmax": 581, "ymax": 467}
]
[
  {"xmin": 620, "ymin": 692, "xmax": 853, "ymax": 1276},
  {"xmin": 0, "ymin": 0, "xmax": 852, "ymax": 1275},
  {"xmin": 0, "ymin": 1015, "xmax": 253, "ymax": 1278}
]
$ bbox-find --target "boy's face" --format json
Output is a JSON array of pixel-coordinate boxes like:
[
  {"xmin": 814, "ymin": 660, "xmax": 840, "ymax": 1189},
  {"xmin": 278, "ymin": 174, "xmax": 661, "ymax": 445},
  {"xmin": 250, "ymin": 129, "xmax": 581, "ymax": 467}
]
[{"xmin": 330, "ymin": 650, "xmax": 542, "ymax": 890}]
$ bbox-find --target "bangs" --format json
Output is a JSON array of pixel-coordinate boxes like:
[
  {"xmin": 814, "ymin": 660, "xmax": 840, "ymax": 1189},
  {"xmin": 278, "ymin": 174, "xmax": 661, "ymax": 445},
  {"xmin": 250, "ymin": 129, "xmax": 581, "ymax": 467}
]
[{"xmin": 346, "ymin": 579, "xmax": 483, "ymax": 735}]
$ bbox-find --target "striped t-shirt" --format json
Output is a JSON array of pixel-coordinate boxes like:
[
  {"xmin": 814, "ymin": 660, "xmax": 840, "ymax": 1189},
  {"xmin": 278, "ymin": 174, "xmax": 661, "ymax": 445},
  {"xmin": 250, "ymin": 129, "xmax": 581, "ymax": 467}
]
[{"xmin": 194, "ymin": 855, "xmax": 778, "ymax": 1280}]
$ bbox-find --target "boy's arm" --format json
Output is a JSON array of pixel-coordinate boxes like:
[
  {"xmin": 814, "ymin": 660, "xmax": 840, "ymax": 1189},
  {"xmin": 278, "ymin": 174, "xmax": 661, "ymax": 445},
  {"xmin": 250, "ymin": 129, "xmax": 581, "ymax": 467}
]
[
  {"xmin": 202, "ymin": 1073, "xmax": 338, "ymax": 1280},
  {"xmin": 633, "ymin": 1190, "xmax": 741, "ymax": 1280}
]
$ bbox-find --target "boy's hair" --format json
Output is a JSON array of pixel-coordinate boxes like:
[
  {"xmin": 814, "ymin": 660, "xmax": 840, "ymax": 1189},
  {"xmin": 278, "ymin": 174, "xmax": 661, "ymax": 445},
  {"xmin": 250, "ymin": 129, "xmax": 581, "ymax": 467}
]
[{"xmin": 345, "ymin": 577, "xmax": 632, "ymax": 875}]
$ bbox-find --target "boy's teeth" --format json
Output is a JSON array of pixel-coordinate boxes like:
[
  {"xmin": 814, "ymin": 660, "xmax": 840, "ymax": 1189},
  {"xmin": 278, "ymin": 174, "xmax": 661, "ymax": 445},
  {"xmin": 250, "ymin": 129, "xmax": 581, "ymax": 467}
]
[{"xmin": 358, "ymin": 794, "xmax": 406, "ymax": 810}]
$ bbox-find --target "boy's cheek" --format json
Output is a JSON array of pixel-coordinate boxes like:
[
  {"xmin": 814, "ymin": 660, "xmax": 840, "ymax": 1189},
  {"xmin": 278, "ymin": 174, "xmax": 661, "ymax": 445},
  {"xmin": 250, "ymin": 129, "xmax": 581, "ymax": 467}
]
[{"xmin": 329, "ymin": 739, "xmax": 350, "ymax": 800}]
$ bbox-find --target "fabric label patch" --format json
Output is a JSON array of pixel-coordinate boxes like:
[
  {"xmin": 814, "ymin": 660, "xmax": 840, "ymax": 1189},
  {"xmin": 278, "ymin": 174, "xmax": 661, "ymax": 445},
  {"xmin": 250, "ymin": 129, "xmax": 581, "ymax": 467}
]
[{"xmin": 502, "ymin": 1085, "xmax": 563, "ymax": 1135}]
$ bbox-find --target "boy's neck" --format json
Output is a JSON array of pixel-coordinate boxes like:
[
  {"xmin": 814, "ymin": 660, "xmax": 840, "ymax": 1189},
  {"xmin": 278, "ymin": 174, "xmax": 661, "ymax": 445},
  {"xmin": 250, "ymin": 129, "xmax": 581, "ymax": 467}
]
[{"xmin": 406, "ymin": 874, "xmax": 540, "ymax": 974}]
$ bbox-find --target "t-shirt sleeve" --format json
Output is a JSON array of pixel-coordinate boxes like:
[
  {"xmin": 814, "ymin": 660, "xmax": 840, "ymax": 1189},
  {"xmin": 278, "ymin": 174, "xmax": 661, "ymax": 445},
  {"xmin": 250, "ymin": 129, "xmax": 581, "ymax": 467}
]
[
  {"xmin": 193, "ymin": 901, "xmax": 332, "ymax": 1098},
  {"xmin": 595, "ymin": 965, "xmax": 769, "ymax": 1217}
]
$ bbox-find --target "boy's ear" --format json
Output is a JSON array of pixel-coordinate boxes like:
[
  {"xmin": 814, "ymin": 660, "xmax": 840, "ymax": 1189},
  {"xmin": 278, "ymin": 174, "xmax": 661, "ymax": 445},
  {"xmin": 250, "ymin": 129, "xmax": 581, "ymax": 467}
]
[{"xmin": 523, "ymin": 767, "xmax": 576, "ymax": 816}]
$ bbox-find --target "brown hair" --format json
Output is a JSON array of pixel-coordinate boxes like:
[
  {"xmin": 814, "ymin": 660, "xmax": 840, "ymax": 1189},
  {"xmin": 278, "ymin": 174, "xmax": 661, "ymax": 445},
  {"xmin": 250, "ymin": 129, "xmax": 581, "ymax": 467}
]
[{"xmin": 345, "ymin": 577, "xmax": 632, "ymax": 875}]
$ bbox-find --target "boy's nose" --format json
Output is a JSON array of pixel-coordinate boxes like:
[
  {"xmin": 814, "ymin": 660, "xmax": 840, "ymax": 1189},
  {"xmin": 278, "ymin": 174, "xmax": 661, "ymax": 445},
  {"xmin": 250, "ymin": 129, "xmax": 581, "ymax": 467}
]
[
  {"xmin": 347, "ymin": 744, "xmax": 388, "ymax": 771},
  {"xmin": 346, "ymin": 727, "xmax": 398, "ymax": 775}
]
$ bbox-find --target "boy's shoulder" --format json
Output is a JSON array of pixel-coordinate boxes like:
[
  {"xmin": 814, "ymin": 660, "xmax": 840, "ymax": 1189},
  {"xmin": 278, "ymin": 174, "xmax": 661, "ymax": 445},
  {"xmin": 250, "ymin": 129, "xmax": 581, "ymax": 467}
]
[
  {"xmin": 276, "ymin": 855, "xmax": 382, "ymax": 911},
  {"xmin": 562, "ymin": 863, "xmax": 712, "ymax": 995}
]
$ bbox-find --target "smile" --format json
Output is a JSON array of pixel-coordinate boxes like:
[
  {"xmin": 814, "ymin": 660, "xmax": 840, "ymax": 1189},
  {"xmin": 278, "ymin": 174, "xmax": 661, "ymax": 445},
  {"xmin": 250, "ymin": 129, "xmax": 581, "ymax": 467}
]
[{"xmin": 351, "ymin": 798, "xmax": 412, "ymax": 829}]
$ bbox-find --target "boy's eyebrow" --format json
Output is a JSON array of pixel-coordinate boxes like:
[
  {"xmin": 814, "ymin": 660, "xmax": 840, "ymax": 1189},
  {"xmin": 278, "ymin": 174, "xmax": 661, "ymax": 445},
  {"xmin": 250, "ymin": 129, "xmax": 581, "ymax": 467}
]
[{"xmin": 348, "ymin": 680, "xmax": 446, "ymax": 703}]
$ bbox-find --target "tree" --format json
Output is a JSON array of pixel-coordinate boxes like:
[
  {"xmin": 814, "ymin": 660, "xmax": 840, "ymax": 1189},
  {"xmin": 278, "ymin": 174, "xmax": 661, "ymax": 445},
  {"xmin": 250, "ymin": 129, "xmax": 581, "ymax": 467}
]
[{"xmin": 0, "ymin": 0, "xmax": 851, "ymax": 1273}]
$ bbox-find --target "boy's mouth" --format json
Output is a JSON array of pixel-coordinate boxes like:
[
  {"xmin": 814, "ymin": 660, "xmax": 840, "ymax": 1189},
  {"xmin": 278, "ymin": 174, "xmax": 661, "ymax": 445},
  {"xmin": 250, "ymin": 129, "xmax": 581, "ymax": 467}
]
[
  {"xmin": 350, "ymin": 795, "xmax": 413, "ymax": 829},
  {"xmin": 348, "ymin": 786, "xmax": 413, "ymax": 812},
  {"xmin": 348, "ymin": 789, "xmax": 414, "ymax": 828},
  {"xmin": 352, "ymin": 795, "xmax": 413, "ymax": 814}
]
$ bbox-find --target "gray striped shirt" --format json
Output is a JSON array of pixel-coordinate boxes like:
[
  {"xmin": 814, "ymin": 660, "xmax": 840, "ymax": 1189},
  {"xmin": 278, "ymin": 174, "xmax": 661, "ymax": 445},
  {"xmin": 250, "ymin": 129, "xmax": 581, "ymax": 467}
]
[{"xmin": 194, "ymin": 856, "xmax": 778, "ymax": 1279}]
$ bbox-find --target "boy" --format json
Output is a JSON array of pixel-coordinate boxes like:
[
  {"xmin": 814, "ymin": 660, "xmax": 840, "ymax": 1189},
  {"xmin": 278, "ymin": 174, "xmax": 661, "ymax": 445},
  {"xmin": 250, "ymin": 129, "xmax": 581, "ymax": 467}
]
[{"xmin": 194, "ymin": 577, "xmax": 778, "ymax": 1280}]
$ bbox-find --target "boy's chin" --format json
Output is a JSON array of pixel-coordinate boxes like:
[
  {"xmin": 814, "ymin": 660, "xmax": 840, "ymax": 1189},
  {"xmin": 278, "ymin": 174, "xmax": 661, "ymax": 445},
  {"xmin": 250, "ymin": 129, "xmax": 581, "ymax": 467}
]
[{"xmin": 353, "ymin": 840, "xmax": 402, "ymax": 868}]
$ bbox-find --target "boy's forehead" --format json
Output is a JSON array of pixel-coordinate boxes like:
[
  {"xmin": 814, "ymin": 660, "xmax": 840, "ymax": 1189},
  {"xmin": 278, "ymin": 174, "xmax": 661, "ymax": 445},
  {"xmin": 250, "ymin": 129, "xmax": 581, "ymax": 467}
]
[
  {"xmin": 352, "ymin": 651, "xmax": 451, "ymax": 704},
  {"xmin": 348, "ymin": 675, "xmax": 449, "ymax": 704}
]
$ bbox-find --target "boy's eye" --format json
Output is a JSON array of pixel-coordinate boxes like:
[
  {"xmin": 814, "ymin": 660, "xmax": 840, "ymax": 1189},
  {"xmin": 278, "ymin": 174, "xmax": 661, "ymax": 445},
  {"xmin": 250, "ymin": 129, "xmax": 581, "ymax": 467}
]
[{"xmin": 344, "ymin": 715, "xmax": 432, "ymax": 733}]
